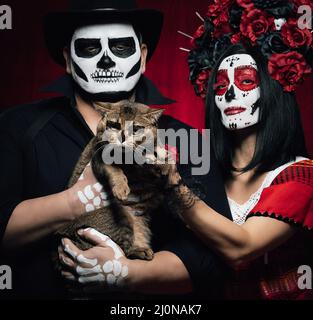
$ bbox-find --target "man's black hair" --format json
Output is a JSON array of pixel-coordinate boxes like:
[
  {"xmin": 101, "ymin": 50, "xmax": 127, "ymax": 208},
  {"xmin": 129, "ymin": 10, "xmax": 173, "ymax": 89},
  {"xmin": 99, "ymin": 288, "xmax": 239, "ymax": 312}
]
[{"xmin": 206, "ymin": 44, "xmax": 308, "ymax": 177}]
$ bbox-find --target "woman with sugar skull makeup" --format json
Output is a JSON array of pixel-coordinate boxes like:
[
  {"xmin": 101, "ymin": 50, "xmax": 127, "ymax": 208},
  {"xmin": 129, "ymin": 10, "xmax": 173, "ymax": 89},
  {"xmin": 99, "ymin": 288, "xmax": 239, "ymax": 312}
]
[
  {"xmin": 168, "ymin": 0, "xmax": 313, "ymax": 300},
  {"xmin": 0, "ymin": 0, "xmax": 231, "ymax": 300}
]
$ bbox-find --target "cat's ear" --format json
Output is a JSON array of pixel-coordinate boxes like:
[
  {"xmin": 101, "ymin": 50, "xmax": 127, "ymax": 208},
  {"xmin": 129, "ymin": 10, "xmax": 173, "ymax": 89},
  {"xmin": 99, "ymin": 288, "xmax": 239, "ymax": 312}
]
[
  {"xmin": 143, "ymin": 108, "xmax": 164, "ymax": 124},
  {"xmin": 93, "ymin": 102, "xmax": 115, "ymax": 116}
]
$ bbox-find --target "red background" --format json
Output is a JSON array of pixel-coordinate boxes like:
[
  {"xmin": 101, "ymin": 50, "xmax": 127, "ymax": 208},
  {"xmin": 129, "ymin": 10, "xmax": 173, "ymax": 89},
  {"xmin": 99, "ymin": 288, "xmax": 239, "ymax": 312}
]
[{"xmin": 0, "ymin": 0, "xmax": 313, "ymax": 155}]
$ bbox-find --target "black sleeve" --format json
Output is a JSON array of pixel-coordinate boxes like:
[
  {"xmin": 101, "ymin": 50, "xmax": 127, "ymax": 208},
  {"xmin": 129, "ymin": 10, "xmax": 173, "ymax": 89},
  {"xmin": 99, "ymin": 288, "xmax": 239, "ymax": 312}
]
[{"xmin": 0, "ymin": 125, "xmax": 24, "ymax": 244}]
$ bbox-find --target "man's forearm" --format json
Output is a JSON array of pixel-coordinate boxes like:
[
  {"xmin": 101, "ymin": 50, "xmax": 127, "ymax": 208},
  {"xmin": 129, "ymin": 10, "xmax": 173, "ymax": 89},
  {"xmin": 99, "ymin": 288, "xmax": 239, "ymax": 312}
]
[
  {"xmin": 2, "ymin": 190, "xmax": 76, "ymax": 251},
  {"xmin": 129, "ymin": 251, "xmax": 193, "ymax": 295}
]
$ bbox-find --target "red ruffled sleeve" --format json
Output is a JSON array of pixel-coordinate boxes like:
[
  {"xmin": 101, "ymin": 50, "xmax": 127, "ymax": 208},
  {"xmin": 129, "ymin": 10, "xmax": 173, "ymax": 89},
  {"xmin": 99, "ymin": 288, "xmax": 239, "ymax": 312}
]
[{"xmin": 247, "ymin": 160, "xmax": 313, "ymax": 230}]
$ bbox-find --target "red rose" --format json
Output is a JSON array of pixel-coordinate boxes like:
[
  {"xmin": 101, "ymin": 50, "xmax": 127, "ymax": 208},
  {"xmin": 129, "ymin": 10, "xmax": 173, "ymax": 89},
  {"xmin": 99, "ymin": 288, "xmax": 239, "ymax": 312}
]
[
  {"xmin": 207, "ymin": 4, "xmax": 229, "ymax": 27},
  {"xmin": 231, "ymin": 32, "xmax": 242, "ymax": 44},
  {"xmin": 196, "ymin": 69, "xmax": 211, "ymax": 99},
  {"xmin": 194, "ymin": 25, "xmax": 205, "ymax": 39},
  {"xmin": 207, "ymin": 4, "xmax": 222, "ymax": 20},
  {"xmin": 281, "ymin": 18, "xmax": 313, "ymax": 48},
  {"xmin": 191, "ymin": 25, "xmax": 205, "ymax": 47},
  {"xmin": 236, "ymin": 0, "xmax": 254, "ymax": 9},
  {"xmin": 268, "ymin": 51, "xmax": 312, "ymax": 92},
  {"xmin": 240, "ymin": 9, "xmax": 274, "ymax": 44}
]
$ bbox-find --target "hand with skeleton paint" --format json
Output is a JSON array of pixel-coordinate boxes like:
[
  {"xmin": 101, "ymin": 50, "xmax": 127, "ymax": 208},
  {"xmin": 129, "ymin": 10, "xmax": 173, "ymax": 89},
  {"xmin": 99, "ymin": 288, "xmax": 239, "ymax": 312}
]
[
  {"xmin": 59, "ymin": 228, "xmax": 131, "ymax": 292},
  {"xmin": 67, "ymin": 163, "xmax": 111, "ymax": 216}
]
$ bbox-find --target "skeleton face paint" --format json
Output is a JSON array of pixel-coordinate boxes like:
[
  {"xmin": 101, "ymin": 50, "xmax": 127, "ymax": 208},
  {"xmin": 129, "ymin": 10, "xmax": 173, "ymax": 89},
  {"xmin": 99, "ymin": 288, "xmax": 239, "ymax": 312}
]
[
  {"xmin": 214, "ymin": 54, "xmax": 261, "ymax": 130},
  {"xmin": 70, "ymin": 23, "xmax": 143, "ymax": 94}
]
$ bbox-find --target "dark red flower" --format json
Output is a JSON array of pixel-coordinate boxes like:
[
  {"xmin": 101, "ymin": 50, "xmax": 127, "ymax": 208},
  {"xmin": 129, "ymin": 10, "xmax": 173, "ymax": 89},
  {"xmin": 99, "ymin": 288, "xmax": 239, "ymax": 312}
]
[
  {"xmin": 236, "ymin": 0, "xmax": 254, "ymax": 9},
  {"xmin": 240, "ymin": 9, "xmax": 274, "ymax": 43},
  {"xmin": 281, "ymin": 18, "xmax": 313, "ymax": 48},
  {"xmin": 196, "ymin": 69, "xmax": 211, "ymax": 99},
  {"xmin": 207, "ymin": 4, "xmax": 222, "ymax": 19},
  {"xmin": 194, "ymin": 25, "xmax": 205, "ymax": 39},
  {"xmin": 191, "ymin": 25, "xmax": 205, "ymax": 47},
  {"xmin": 207, "ymin": 4, "xmax": 229, "ymax": 27},
  {"xmin": 190, "ymin": 24, "xmax": 205, "ymax": 48},
  {"xmin": 268, "ymin": 51, "xmax": 312, "ymax": 92},
  {"xmin": 231, "ymin": 32, "xmax": 242, "ymax": 44}
]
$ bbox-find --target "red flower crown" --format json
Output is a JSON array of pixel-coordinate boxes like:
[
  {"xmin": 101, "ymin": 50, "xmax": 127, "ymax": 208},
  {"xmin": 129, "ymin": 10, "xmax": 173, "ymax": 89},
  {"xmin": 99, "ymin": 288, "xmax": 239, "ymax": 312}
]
[{"xmin": 187, "ymin": 0, "xmax": 313, "ymax": 98}]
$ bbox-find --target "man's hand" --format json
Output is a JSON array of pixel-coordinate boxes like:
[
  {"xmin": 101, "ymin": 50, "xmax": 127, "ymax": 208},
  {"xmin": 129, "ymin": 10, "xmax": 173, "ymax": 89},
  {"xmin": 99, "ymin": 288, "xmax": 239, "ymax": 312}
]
[
  {"xmin": 66, "ymin": 163, "xmax": 111, "ymax": 216},
  {"xmin": 59, "ymin": 228, "xmax": 132, "ymax": 293}
]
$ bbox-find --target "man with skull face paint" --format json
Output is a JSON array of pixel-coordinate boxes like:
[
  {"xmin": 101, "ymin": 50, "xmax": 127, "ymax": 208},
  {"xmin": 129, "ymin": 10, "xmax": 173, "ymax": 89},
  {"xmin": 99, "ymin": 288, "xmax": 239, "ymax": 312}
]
[
  {"xmin": 0, "ymin": 0, "xmax": 231, "ymax": 300},
  {"xmin": 70, "ymin": 23, "xmax": 145, "ymax": 99}
]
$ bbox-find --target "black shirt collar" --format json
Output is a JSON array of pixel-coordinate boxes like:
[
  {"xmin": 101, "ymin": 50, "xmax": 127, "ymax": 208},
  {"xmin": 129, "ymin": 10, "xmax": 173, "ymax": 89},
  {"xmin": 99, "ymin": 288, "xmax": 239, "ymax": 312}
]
[{"xmin": 42, "ymin": 74, "xmax": 175, "ymax": 106}]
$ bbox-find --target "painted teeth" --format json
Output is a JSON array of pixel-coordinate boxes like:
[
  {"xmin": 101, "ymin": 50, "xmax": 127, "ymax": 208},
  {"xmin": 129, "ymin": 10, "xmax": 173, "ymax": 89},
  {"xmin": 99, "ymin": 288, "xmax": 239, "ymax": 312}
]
[
  {"xmin": 93, "ymin": 78, "xmax": 120, "ymax": 83},
  {"xmin": 91, "ymin": 70, "xmax": 124, "ymax": 79}
]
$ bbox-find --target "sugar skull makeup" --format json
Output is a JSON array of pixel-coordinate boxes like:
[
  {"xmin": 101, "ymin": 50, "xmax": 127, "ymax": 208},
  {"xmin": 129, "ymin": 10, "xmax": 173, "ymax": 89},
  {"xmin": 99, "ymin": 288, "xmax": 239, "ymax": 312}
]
[
  {"xmin": 214, "ymin": 54, "xmax": 261, "ymax": 130},
  {"xmin": 70, "ymin": 23, "xmax": 143, "ymax": 95}
]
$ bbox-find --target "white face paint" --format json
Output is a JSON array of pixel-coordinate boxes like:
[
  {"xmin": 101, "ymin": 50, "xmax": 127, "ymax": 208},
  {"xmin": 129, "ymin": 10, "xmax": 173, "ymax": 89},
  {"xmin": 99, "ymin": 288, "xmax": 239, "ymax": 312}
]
[
  {"xmin": 70, "ymin": 23, "xmax": 143, "ymax": 94},
  {"xmin": 214, "ymin": 54, "xmax": 261, "ymax": 130}
]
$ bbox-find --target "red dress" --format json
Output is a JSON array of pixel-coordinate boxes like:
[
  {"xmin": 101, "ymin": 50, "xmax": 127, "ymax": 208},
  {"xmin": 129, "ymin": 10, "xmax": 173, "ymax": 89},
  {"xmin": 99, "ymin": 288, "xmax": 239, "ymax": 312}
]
[{"xmin": 226, "ymin": 160, "xmax": 313, "ymax": 300}]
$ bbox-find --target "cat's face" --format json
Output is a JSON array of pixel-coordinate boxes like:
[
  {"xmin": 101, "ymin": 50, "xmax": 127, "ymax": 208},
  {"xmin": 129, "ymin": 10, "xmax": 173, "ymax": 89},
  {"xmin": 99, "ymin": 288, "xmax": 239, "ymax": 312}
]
[{"xmin": 95, "ymin": 101, "xmax": 163, "ymax": 154}]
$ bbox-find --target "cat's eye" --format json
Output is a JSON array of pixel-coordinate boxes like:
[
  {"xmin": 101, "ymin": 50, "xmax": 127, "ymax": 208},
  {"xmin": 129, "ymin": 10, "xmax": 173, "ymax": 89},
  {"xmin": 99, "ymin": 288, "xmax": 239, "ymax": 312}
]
[{"xmin": 133, "ymin": 125, "xmax": 145, "ymax": 133}]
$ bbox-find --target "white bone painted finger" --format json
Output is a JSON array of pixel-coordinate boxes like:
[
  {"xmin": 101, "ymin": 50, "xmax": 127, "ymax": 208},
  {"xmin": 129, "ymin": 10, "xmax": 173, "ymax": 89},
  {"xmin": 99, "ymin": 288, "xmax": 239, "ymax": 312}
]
[
  {"xmin": 76, "ymin": 265, "xmax": 103, "ymax": 276},
  {"xmin": 78, "ymin": 274, "xmax": 106, "ymax": 284},
  {"xmin": 77, "ymin": 254, "xmax": 98, "ymax": 267}
]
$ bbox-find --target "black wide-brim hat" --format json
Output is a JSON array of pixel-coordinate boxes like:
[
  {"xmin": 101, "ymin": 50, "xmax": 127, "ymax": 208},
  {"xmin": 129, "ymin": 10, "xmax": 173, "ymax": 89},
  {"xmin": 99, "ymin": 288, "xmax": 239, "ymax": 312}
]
[{"xmin": 44, "ymin": 0, "xmax": 164, "ymax": 66}]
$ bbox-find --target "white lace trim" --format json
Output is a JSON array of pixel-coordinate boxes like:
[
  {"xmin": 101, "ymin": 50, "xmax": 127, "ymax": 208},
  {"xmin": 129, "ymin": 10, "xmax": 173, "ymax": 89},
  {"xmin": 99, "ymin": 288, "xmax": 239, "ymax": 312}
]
[{"xmin": 228, "ymin": 157, "xmax": 307, "ymax": 225}]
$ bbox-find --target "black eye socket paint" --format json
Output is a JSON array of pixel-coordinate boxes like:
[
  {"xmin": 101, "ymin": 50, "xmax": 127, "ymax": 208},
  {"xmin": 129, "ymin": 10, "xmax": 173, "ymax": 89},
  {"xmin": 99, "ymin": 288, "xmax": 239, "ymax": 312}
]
[
  {"xmin": 75, "ymin": 38, "xmax": 102, "ymax": 58},
  {"xmin": 109, "ymin": 37, "xmax": 136, "ymax": 58}
]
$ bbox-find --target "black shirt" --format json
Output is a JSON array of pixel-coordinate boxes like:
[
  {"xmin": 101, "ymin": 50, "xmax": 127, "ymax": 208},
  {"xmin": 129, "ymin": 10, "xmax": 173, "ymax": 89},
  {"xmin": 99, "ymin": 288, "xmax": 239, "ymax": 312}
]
[{"xmin": 0, "ymin": 75, "xmax": 231, "ymax": 299}]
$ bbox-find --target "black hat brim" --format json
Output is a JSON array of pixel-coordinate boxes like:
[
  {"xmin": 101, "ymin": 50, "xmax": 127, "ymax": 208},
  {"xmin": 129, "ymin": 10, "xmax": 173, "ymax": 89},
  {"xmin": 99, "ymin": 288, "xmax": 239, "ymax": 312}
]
[{"xmin": 44, "ymin": 9, "xmax": 164, "ymax": 66}]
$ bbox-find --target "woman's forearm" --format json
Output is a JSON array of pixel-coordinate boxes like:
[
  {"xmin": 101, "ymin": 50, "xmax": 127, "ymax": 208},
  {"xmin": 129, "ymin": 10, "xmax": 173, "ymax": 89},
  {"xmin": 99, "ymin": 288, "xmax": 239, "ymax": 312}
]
[
  {"xmin": 2, "ymin": 190, "xmax": 77, "ymax": 251},
  {"xmin": 181, "ymin": 201, "xmax": 294, "ymax": 267},
  {"xmin": 129, "ymin": 251, "xmax": 193, "ymax": 295},
  {"xmin": 182, "ymin": 201, "xmax": 252, "ymax": 265}
]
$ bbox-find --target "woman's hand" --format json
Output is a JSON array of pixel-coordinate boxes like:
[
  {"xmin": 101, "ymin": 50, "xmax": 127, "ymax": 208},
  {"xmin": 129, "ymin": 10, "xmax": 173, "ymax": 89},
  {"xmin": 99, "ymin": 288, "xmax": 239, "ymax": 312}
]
[
  {"xmin": 59, "ymin": 228, "xmax": 133, "ymax": 293},
  {"xmin": 66, "ymin": 163, "xmax": 111, "ymax": 217}
]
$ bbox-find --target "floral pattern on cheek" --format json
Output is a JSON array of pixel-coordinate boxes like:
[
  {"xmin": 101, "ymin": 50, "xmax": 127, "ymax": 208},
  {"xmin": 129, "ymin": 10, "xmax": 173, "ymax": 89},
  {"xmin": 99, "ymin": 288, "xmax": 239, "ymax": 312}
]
[
  {"xmin": 214, "ymin": 69, "xmax": 229, "ymax": 96},
  {"xmin": 234, "ymin": 66, "xmax": 260, "ymax": 91}
]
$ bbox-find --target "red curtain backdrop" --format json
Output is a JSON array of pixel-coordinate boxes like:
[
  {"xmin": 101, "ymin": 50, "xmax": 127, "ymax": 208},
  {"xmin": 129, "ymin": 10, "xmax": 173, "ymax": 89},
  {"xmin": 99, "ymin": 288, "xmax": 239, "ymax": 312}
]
[{"xmin": 1, "ymin": 0, "xmax": 313, "ymax": 155}]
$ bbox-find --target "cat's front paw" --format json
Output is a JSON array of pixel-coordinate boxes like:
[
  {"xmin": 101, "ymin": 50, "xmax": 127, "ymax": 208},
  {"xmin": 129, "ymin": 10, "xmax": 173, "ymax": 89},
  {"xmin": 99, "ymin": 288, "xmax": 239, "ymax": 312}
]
[
  {"xmin": 112, "ymin": 180, "xmax": 130, "ymax": 201},
  {"xmin": 128, "ymin": 247, "xmax": 154, "ymax": 261}
]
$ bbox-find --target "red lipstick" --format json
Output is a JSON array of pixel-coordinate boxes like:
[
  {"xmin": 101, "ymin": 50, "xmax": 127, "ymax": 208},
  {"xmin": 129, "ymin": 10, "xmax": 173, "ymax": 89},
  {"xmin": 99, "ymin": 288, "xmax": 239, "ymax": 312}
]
[{"xmin": 224, "ymin": 107, "xmax": 246, "ymax": 116}]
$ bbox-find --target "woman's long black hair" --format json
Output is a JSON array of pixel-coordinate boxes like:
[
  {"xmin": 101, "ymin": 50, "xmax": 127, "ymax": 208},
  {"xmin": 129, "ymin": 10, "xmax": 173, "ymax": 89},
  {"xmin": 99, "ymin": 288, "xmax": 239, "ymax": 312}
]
[{"xmin": 206, "ymin": 44, "xmax": 308, "ymax": 177}]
